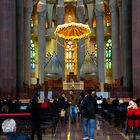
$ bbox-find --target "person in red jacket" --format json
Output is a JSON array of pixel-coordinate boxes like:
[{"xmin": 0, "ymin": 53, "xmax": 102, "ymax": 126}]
[{"xmin": 124, "ymin": 100, "xmax": 140, "ymax": 135}]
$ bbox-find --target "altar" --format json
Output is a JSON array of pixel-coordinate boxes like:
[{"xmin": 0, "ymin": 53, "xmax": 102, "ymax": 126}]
[{"xmin": 63, "ymin": 81, "xmax": 84, "ymax": 90}]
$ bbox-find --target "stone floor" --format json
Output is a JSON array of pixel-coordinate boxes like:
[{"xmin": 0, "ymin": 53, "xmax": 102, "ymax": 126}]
[
  {"xmin": 28, "ymin": 115, "xmax": 140, "ymax": 140},
  {"xmin": 53, "ymin": 115, "xmax": 128, "ymax": 140}
]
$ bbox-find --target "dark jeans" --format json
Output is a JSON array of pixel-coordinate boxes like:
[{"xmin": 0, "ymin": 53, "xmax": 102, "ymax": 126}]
[{"xmin": 31, "ymin": 121, "xmax": 42, "ymax": 140}]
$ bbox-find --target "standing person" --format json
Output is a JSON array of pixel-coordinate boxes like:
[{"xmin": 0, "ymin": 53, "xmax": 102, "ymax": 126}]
[
  {"xmin": 51, "ymin": 96, "xmax": 60, "ymax": 123},
  {"xmin": 58, "ymin": 93, "xmax": 69, "ymax": 124},
  {"xmin": 80, "ymin": 90, "xmax": 97, "ymax": 140},
  {"xmin": 124, "ymin": 100, "xmax": 138, "ymax": 135},
  {"xmin": 30, "ymin": 94, "xmax": 42, "ymax": 140},
  {"xmin": 7, "ymin": 96, "xmax": 13, "ymax": 112},
  {"xmin": 34, "ymin": 78, "xmax": 41, "ymax": 98},
  {"xmin": 79, "ymin": 91, "xmax": 85, "ymax": 105},
  {"xmin": 14, "ymin": 97, "xmax": 21, "ymax": 112},
  {"xmin": 69, "ymin": 90, "xmax": 78, "ymax": 123},
  {"xmin": 111, "ymin": 96, "xmax": 119, "ymax": 127}
]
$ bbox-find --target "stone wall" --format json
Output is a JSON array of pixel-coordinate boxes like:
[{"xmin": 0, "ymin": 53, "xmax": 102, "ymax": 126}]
[
  {"xmin": 0, "ymin": 0, "xmax": 16, "ymax": 97},
  {"xmin": 132, "ymin": 0, "xmax": 140, "ymax": 97}
]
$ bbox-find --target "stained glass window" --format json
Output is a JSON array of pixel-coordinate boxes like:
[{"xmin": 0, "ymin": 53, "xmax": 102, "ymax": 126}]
[
  {"xmin": 105, "ymin": 38, "xmax": 112, "ymax": 69},
  {"xmin": 65, "ymin": 41, "xmax": 75, "ymax": 71},
  {"xmin": 30, "ymin": 39, "xmax": 36, "ymax": 69}
]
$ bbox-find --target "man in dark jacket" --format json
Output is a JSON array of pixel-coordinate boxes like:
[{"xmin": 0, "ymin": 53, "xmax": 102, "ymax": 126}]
[
  {"xmin": 58, "ymin": 93, "xmax": 69, "ymax": 124},
  {"xmin": 80, "ymin": 90, "xmax": 97, "ymax": 140},
  {"xmin": 1, "ymin": 118, "xmax": 30, "ymax": 140},
  {"xmin": 30, "ymin": 94, "xmax": 42, "ymax": 140}
]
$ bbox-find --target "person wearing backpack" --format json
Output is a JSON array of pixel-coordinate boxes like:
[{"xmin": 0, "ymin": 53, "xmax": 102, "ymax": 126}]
[{"xmin": 80, "ymin": 90, "xmax": 98, "ymax": 140}]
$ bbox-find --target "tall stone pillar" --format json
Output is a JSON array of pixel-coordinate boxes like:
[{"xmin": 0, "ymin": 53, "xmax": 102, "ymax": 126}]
[
  {"xmin": 0, "ymin": 0, "xmax": 16, "ymax": 96},
  {"xmin": 122, "ymin": 0, "xmax": 132, "ymax": 88},
  {"xmin": 86, "ymin": 3, "xmax": 94, "ymax": 28},
  {"xmin": 95, "ymin": 0, "xmax": 105, "ymax": 91},
  {"xmin": 77, "ymin": 39, "xmax": 85, "ymax": 81},
  {"xmin": 32, "ymin": 14, "xmax": 38, "ymax": 36},
  {"xmin": 56, "ymin": 0, "xmax": 65, "ymax": 80},
  {"xmin": 16, "ymin": 0, "xmax": 24, "ymax": 92},
  {"xmin": 109, "ymin": 0, "xmax": 120, "ymax": 80},
  {"xmin": 76, "ymin": 0, "xmax": 85, "ymax": 23},
  {"xmin": 77, "ymin": 0, "xmax": 86, "ymax": 81},
  {"xmin": 117, "ymin": 0, "xmax": 123, "ymax": 79},
  {"xmin": 47, "ymin": 4, "xmax": 54, "ymax": 28},
  {"xmin": 57, "ymin": 0, "xmax": 65, "ymax": 25},
  {"xmin": 24, "ymin": 0, "xmax": 33, "ymax": 86},
  {"xmin": 37, "ymin": 1, "xmax": 47, "ymax": 84},
  {"xmin": 132, "ymin": 0, "xmax": 140, "ymax": 97}
]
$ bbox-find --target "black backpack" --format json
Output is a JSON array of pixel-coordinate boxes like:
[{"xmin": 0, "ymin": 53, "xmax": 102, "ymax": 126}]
[
  {"xmin": 81, "ymin": 97, "xmax": 96, "ymax": 116},
  {"xmin": 85, "ymin": 99, "xmax": 95, "ymax": 115}
]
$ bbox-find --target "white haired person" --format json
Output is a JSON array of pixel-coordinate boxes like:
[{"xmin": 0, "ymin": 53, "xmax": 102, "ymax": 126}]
[
  {"xmin": 124, "ymin": 100, "xmax": 138, "ymax": 135},
  {"xmin": 127, "ymin": 100, "xmax": 138, "ymax": 109},
  {"xmin": 1, "ymin": 119, "xmax": 30, "ymax": 140}
]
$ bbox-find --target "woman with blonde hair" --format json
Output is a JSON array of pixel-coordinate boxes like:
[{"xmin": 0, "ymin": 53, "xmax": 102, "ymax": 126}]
[{"xmin": 127, "ymin": 100, "xmax": 138, "ymax": 109}]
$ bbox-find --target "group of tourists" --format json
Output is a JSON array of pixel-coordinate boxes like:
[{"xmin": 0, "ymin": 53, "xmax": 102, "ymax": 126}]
[
  {"xmin": 1, "ymin": 90, "xmax": 139, "ymax": 140},
  {"xmin": 0, "ymin": 90, "xmax": 98, "ymax": 140},
  {"xmin": 56, "ymin": 90, "xmax": 98, "ymax": 140}
]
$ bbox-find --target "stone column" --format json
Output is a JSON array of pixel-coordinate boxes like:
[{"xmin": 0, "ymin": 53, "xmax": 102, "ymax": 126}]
[
  {"xmin": 32, "ymin": 14, "xmax": 38, "ymax": 36},
  {"xmin": 122, "ymin": 0, "xmax": 132, "ymax": 88},
  {"xmin": 24, "ymin": 0, "xmax": 33, "ymax": 86},
  {"xmin": 77, "ymin": 0, "xmax": 86, "ymax": 81},
  {"xmin": 95, "ymin": 0, "xmax": 105, "ymax": 91},
  {"xmin": 86, "ymin": 3, "xmax": 94, "ymax": 29},
  {"xmin": 56, "ymin": 0, "xmax": 65, "ymax": 80},
  {"xmin": 47, "ymin": 4, "xmax": 54, "ymax": 28},
  {"xmin": 132, "ymin": 0, "xmax": 140, "ymax": 97},
  {"xmin": 76, "ymin": 0, "xmax": 85, "ymax": 23},
  {"xmin": 56, "ymin": 0, "xmax": 65, "ymax": 25},
  {"xmin": 16, "ymin": 0, "xmax": 24, "ymax": 92},
  {"xmin": 37, "ymin": 1, "xmax": 47, "ymax": 84},
  {"xmin": 0, "ymin": 0, "xmax": 16, "ymax": 96},
  {"xmin": 77, "ymin": 39, "xmax": 85, "ymax": 81},
  {"xmin": 109, "ymin": 0, "xmax": 120, "ymax": 80},
  {"xmin": 117, "ymin": 0, "xmax": 123, "ymax": 79}
]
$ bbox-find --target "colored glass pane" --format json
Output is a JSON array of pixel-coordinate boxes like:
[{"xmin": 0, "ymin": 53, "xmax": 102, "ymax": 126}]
[
  {"xmin": 105, "ymin": 38, "xmax": 112, "ymax": 69},
  {"xmin": 108, "ymin": 39, "xmax": 112, "ymax": 43},
  {"xmin": 30, "ymin": 39, "xmax": 36, "ymax": 69}
]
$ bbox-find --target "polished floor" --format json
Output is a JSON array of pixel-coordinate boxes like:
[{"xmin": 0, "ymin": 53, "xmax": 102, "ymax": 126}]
[{"xmin": 53, "ymin": 115, "xmax": 128, "ymax": 140}]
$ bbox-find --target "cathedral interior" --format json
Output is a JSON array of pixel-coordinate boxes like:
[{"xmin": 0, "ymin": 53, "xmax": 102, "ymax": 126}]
[
  {"xmin": 0, "ymin": 1, "xmax": 140, "ymax": 140},
  {"xmin": 0, "ymin": 0, "xmax": 140, "ymax": 99}
]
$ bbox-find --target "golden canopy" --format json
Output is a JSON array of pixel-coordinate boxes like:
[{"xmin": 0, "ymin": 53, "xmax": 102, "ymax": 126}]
[{"xmin": 55, "ymin": 22, "xmax": 91, "ymax": 40}]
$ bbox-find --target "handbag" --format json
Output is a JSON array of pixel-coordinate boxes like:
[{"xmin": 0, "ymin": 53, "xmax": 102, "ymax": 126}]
[{"xmin": 60, "ymin": 109, "xmax": 66, "ymax": 117}]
